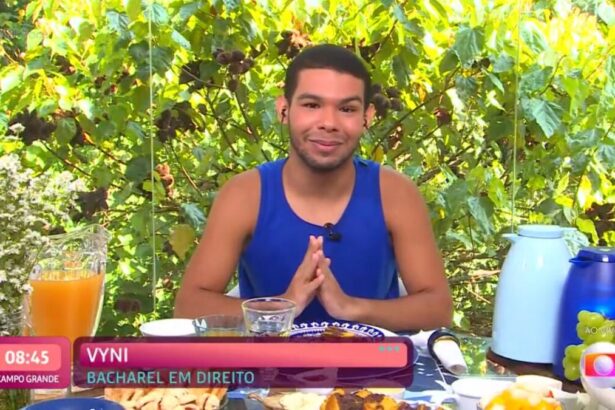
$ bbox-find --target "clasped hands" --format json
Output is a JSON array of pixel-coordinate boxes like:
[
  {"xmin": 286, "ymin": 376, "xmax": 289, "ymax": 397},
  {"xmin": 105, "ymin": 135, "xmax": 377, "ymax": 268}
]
[{"xmin": 281, "ymin": 235, "xmax": 354, "ymax": 319}]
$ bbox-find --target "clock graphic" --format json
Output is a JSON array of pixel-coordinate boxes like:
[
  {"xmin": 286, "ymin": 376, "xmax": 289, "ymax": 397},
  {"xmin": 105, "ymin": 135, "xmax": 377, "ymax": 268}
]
[{"xmin": 0, "ymin": 337, "xmax": 70, "ymax": 389}]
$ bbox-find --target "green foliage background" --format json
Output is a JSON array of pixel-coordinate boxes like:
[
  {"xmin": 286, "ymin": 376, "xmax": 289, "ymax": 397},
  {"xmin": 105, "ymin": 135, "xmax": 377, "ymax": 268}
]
[{"xmin": 1, "ymin": 0, "xmax": 614, "ymax": 336}]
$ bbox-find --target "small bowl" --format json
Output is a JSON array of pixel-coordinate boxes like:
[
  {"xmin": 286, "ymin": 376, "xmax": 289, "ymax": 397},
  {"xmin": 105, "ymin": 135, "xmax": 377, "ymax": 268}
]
[
  {"xmin": 24, "ymin": 397, "xmax": 124, "ymax": 410},
  {"xmin": 452, "ymin": 377, "xmax": 513, "ymax": 410},
  {"xmin": 139, "ymin": 318, "xmax": 196, "ymax": 336}
]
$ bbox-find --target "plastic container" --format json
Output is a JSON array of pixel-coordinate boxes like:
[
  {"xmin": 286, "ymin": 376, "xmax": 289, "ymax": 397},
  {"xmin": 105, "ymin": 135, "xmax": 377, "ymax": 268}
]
[{"xmin": 553, "ymin": 247, "xmax": 615, "ymax": 378}]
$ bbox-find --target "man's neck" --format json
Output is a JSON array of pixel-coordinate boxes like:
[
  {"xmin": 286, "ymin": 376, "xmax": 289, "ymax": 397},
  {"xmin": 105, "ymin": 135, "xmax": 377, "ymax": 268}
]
[{"xmin": 283, "ymin": 154, "xmax": 356, "ymax": 200}]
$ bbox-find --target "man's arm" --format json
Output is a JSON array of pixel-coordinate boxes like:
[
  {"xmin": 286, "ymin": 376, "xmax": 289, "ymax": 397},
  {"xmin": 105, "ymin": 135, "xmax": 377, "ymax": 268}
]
[
  {"xmin": 173, "ymin": 170, "xmax": 259, "ymax": 318},
  {"xmin": 316, "ymin": 167, "xmax": 453, "ymax": 331}
]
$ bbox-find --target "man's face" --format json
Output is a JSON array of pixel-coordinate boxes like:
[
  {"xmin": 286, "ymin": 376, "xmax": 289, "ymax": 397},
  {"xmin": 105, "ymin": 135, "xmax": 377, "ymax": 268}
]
[{"xmin": 284, "ymin": 69, "xmax": 373, "ymax": 172}]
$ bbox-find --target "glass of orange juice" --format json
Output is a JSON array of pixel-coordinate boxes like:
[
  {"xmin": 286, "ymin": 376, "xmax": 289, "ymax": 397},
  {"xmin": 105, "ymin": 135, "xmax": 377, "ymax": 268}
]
[{"xmin": 27, "ymin": 225, "xmax": 108, "ymax": 396}]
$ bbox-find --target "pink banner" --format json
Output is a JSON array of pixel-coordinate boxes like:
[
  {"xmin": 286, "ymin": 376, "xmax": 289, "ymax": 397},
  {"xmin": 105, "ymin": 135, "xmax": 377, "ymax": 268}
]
[
  {"xmin": 0, "ymin": 337, "xmax": 70, "ymax": 389},
  {"xmin": 79, "ymin": 341, "xmax": 408, "ymax": 368}
]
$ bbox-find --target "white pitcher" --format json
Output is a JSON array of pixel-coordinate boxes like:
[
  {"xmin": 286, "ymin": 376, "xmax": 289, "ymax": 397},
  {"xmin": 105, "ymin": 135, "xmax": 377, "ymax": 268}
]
[{"xmin": 491, "ymin": 225, "xmax": 572, "ymax": 363}]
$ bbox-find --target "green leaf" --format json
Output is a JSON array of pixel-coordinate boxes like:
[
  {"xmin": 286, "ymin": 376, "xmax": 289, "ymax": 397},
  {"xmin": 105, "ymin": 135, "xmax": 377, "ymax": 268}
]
[
  {"xmin": 576, "ymin": 218, "xmax": 598, "ymax": 242},
  {"xmin": 566, "ymin": 129, "xmax": 600, "ymax": 152},
  {"xmin": 521, "ymin": 21, "xmax": 548, "ymax": 54},
  {"xmin": 492, "ymin": 53, "xmax": 514, "ymax": 73},
  {"xmin": 446, "ymin": 180, "xmax": 469, "ymax": 213},
  {"xmin": 453, "ymin": 26, "xmax": 484, "ymax": 66},
  {"xmin": 455, "ymin": 75, "xmax": 478, "ymax": 101},
  {"xmin": 125, "ymin": 157, "xmax": 151, "ymax": 182},
  {"xmin": 446, "ymin": 231, "xmax": 473, "ymax": 248},
  {"xmin": 485, "ymin": 72, "xmax": 504, "ymax": 93},
  {"xmin": 128, "ymin": 42, "xmax": 149, "ymax": 62},
  {"xmin": 76, "ymin": 114, "xmax": 95, "ymax": 133},
  {"xmin": 182, "ymin": 203, "xmax": 206, "ymax": 232},
  {"xmin": 467, "ymin": 196, "xmax": 493, "ymax": 234},
  {"xmin": 522, "ymin": 98, "xmax": 563, "ymax": 137},
  {"xmin": 426, "ymin": 0, "xmax": 447, "ymax": 18},
  {"xmin": 93, "ymin": 120, "xmax": 117, "ymax": 141},
  {"xmin": 106, "ymin": 10, "xmax": 129, "ymax": 34},
  {"xmin": 171, "ymin": 30, "xmax": 191, "ymax": 50},
  {"xmin": 596, "ymin": 144, "xmax": 615, "ymax": 165},
  {"xmin": 487, "ymin": 175, "xmax": 507, "ymax": 207},
  {"xmin": 108, "ymin": 105, "xmax": 130, "ymax": 129},
  {"xmin": 92, "ymin": 165, "xmax": 114, "ymax": 188},
  {"xmin": 125, "ymin": 0, "xmax": 141, "ymax": 21},
  {"xmin": 0, "ymin": 67, "xmax": 23, "ymax": 94},
  {"xmin": 179, "ymin": 2, "xmax": 200, "ymax": 21},
  {"xmin": 391, "ymin": 3, "xmax": 422, "ymax": 35},
  {"xmin": 69, "ymin": 17, "xmax": 94, "ymax": 39},
  {"xmin": 519, "ymin": 65, "xmax": 552, "ymax": 94},
  {"xmin": 392, "ymin": 55, "xmax": 410, "ymax": 88},
  {"xmin": 150, "ymin": 47, "xmax": 174, "ymax": 74},
  {"xmin": 223, "ymin": 0, "xmax": 240, "ymax": 11},
  {"xmin": 131, "ymin": 86, "xmax": 151, "ymax": 113},
  {"xmin": 145, "ymin": 3, "xmax": 169, "ymax": 25},
  {"xmin": 486, "ymin": 116, "xmax": 513, "ymax": 140},
  {"xmin": 26, "ymin": 29, "xmax": 43, "ymax": 50},
  {"xmin": 37, "ymin": 100, "xmax": 57, "ymax": 117},
  {"xmin": 54, "ymin": 117, "xmax": 77, "ymax": 145},
  {"xmin": 169, "ymin": 224, "xmax": 196, "ymax": 260},
  {"xmin": 126, "ymin": 121, "xmax": 146, "ymax": 140},
  {"xmin": 199, "ymin": 61, "xmax": 219, "ymax": 80},
  {"xmin": 439, "ymin": 50, "xmax": 459, "ymax": 74}
]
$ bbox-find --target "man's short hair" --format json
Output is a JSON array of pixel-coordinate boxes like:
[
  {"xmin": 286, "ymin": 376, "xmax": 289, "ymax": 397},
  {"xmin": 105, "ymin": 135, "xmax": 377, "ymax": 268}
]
[{"xmin": 284, "ymin": 44, "xmax": 372, "ymax": 109}]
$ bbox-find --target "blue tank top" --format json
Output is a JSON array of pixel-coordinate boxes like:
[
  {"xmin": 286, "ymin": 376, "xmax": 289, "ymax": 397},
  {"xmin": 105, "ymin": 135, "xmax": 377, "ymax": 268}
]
[{"xmin": 237, "ymin": 156, "xmax": 399, "ymax": 323}]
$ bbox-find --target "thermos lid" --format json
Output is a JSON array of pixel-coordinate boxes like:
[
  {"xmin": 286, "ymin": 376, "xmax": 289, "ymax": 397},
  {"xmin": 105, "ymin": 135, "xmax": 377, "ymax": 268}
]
[
  {"xmin": 577, "ymin": 247, "xmax": 615, "ymax": 262},
  {"xmin": 518, "ymin": 224, "xmax": 564, "ymax": 238}
]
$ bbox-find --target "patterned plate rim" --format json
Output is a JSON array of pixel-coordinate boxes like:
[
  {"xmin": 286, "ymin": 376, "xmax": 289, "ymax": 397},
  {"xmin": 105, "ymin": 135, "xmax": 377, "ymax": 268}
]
[{"xmin": 290, "ymin": 321, "xmax": 395, "ymax": 337}]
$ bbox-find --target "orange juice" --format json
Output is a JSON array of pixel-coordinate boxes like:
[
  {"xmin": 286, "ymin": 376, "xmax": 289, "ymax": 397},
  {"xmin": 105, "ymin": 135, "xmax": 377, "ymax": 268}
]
[{"xmin": 30, "ymin": 270, "xmax": 104, "ymax": 343}]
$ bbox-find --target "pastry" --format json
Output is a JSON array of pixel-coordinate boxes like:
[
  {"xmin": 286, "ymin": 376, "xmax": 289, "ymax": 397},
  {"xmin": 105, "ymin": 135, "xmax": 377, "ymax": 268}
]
[{"xmin": 104, "ymin": 387, "xmax": 227, "ymax": 410}]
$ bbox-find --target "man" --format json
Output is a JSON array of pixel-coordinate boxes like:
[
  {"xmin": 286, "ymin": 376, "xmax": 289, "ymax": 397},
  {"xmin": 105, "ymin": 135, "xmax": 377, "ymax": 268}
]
[{"xmin": 175, "ymin": 44, "xmax": 452, "ymax": 331}]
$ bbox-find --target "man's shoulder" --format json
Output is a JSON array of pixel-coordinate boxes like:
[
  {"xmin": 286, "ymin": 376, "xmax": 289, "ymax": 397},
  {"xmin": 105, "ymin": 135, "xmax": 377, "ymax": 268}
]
[
  {"xmin": 379, "ymin": 164, "xmax": 417, "ymax": 191},
  {"xmin": 379, "ymin": 165, "xmax": 425, "ymax": 216},
  {"xmin": 217, "ymin": 168, "xmax": 260, "ymax": 202}
]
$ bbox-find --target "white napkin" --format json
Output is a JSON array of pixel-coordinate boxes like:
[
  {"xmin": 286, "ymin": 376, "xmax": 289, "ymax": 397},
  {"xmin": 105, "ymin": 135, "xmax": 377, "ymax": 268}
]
[
  {"xmin": 432, "ymin": 337, "xmax": 468, "ymax": 375},
  {"xmin": 408, "ymin": 330, "xmax": 468, "ymax": 375}
]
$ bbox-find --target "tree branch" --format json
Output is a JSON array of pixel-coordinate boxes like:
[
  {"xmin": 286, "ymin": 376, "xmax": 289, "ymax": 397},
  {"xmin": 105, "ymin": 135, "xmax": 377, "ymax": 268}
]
[
  {"xmin": 41, "ymin": 141, "xmax": 123, "ymax": 190},
  {"xmin": 538, "ymin": 56, "xmax": 564, "ymax": 96},
  {"xmin": 203, "ymin": 94, "xmax": 243, "ymax": 161},
  {"xmin": 166, "ymin": 143, "xmax": 202, "ymax": 197},
  {"xmin": 233, "ymin": 92, "xmax": 271, "ymax": 162},
  {"xmin": 413, "ymin": 144, "xmax": 473, "ymax": 184}
]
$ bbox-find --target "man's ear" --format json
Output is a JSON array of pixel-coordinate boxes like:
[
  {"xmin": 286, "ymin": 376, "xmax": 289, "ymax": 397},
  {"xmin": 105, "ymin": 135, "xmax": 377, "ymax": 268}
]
[
  {"xmin": 276, "ymin": 96, "xmax": 289, "ymax": 124},
  {"xmin": 363, "ymin": 103, "xmax": 376, "ymax": 128}
]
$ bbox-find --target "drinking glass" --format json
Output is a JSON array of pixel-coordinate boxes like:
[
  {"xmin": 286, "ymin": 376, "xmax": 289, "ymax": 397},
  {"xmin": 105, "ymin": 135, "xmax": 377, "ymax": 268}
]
[
  {"xmin": 193, "ymin": 315, "xmax": 245, "ymax": 336},
  {"xmin": 241, "ymin": 297, "xmax": 296, "ymax": 336}
]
